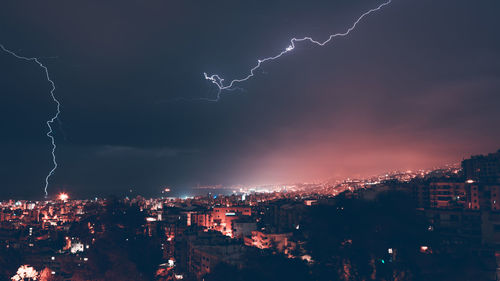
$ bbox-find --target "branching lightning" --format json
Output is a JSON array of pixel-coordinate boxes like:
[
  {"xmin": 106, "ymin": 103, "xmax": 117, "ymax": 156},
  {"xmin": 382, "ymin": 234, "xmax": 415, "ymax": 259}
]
[
  {"xmin": 0, "ymin": 44, "xmax": 60, "ymax": 198},
  {"xmin": 204, "ymin": 0, "xmax": 392, "ymax": 101}
]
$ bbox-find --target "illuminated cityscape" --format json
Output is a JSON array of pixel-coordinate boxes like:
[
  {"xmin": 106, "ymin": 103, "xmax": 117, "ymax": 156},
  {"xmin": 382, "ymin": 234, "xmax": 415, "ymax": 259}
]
[
  {"xmin": 0, "ymin": 150, "xmax": 499, "ymax": 280},
  {"xmin": 1, "ymin": 0, "xmax": 500, "ymax": 280}
]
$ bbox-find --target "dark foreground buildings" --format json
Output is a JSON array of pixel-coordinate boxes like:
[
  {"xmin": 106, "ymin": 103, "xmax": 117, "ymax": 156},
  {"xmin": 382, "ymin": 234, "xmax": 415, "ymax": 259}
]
[{"xmin": 408, "ymin": 149, "xmax": 500, "ymax": 280}]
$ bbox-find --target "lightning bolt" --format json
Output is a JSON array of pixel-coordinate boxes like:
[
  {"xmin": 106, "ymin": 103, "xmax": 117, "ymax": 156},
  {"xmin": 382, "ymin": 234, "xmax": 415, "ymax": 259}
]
[
  {"xmin": 0, "ymin": 44, "xmax": 60, "ymax": 198},
  {"xmin": 204, "ymin": 0, "xmax": 392, "ymax": 101}
]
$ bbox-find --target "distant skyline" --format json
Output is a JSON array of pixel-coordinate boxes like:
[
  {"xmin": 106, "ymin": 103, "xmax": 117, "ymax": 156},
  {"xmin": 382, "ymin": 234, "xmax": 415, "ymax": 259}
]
[{"xmin": 1, "ymin": 0, "xmax": 500, "ymax": 199}]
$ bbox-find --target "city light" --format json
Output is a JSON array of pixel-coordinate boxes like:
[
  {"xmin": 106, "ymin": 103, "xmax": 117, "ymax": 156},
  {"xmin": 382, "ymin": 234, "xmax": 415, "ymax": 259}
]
[
  {"xmin": 11, "ymin": 265, "xmax": 38, "ymax": 281},
  {"xmin": 58, "ymin": 193, "xmax": 69, "ymax": 201},
  {"xmin": 0, "ymin": 1, "xmax": 498, "ymax": 280},
  {"xmin": 0, "ymin": 130, "xmax": 496, "ymax": 280},
  {"xmin": 420, "ymin": 246, "xmax": 430, "ymax": 253}
]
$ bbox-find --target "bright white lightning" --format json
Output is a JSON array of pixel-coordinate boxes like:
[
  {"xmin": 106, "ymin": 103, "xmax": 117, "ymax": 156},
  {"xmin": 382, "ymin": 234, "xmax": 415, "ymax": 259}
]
[
  {"xmin": 0, "ymin": 44, "xmax": 60, "ymax": 198},
  {"xmin": 204, "ymin": 0, "xmax": 392, "ymax": 101}
]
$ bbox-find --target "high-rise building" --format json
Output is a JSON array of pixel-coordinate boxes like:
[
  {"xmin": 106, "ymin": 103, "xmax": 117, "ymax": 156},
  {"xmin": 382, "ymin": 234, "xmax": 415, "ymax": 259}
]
[{"xmin": 462, "ymin": 149, "xmax": 500, "ymax": 183}]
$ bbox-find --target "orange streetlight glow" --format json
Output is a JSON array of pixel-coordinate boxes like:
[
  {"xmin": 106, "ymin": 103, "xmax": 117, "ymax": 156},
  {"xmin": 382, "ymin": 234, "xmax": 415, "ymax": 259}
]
[{"xmin": 58, "ymin": 193, "xmax": 69, "ymax": 201}]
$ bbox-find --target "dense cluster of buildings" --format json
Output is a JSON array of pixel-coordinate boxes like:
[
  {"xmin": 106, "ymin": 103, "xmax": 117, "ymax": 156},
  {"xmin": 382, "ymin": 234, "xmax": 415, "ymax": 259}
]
[
  {"xmin": 0, "ymin": 197, "xmax": 95, "ymax": 280},
  {"xmin": 350, "ymin": 149, "xmax": 500, "ymax": 279},
  {"xmin": 148, "ymin": 197, "xmax": 310, "ymax": 280},
  {"xmin": 411, "ymin": 150, "xmax": 500, "ymax": 245},
  {"xmin": 1, "ymin": 149, "xmax": 500, "ymax": 280}
]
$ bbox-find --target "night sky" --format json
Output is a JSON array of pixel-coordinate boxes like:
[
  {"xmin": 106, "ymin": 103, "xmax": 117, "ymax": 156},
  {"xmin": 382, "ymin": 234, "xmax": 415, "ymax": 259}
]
[{"xmin": 1, "ymin": 0, "xmax": 499, "ymax": 199}]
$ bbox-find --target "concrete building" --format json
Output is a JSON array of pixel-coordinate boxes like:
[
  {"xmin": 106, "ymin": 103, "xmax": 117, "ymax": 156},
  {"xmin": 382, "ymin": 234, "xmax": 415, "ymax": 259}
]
[
  {"xmin": 466, "ymin": 184, "xmax": 500, "ymax": 211},
  {"xmin": 245, "ymin": 230, "xmax": 294, "ymax": 254},
  {"xmin": 231, "ymin": 218, "xmax": 257, "ymax": 239},
  {"xmin": 178, "ymin": 230, "xmax": 249, "ymax": 280},
  {"xmin": 462, "ymin": 149, "xmax": 500, "ymax": 183},
  {"xmin": 429, "ymin": 182, "xmax": 467, "ymax": 209},
  {"xmin": 211, "ymin": 207, "xmax": 252, "ymax": 237}
]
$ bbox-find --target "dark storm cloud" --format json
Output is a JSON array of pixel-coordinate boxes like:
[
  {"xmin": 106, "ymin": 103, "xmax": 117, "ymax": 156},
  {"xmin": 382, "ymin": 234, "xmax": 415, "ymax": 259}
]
[{"xmin": 1, "ymin": 0, "xmax": 499, "ymax": 199}]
